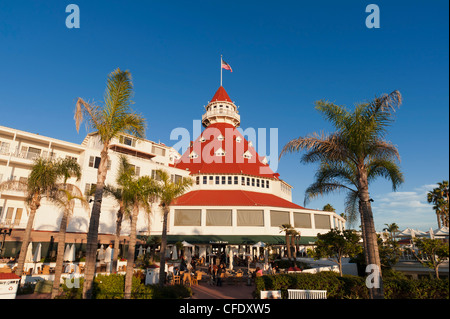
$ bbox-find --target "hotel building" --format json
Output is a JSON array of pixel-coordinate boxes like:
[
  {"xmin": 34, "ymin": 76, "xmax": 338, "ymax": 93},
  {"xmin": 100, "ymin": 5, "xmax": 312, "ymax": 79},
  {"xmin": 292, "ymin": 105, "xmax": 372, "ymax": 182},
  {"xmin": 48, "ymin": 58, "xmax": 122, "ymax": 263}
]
[{"xmin": 0, "ymin": 86, "xmax": 345, "ymax": 261}]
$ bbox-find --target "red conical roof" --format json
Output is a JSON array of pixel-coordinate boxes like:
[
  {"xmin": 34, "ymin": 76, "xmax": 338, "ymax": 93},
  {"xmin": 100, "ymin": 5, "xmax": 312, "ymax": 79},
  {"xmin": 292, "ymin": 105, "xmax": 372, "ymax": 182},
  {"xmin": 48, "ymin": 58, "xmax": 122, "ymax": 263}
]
[
  {"xmin": 173, "ymin": 122, "xmax": 278, "ymax": 179},
  {"xmin": 210, "ymin": 86, "xmax": 232, "ymax": 102}
]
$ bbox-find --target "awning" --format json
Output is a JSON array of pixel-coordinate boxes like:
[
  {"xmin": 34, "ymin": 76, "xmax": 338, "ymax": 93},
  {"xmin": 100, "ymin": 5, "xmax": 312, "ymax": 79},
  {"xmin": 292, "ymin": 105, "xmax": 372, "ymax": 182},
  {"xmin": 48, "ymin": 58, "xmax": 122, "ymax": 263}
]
[{"xmin": 158, "ymin": 235, "xmax": 317, "ymax": 245}]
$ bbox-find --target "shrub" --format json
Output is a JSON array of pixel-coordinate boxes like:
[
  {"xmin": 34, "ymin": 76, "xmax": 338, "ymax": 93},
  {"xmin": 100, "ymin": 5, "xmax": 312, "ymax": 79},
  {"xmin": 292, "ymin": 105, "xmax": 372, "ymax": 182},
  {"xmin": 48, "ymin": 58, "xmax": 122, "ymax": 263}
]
[{"xmin": 254, "ymin": 272, "xmax": 448, "ymax": 299}]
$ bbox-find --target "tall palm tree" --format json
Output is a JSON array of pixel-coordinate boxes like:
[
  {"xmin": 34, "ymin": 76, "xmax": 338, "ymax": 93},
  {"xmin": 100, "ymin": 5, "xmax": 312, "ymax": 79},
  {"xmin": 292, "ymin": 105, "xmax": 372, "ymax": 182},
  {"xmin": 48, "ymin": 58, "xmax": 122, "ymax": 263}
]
[
  {"xmin": 280, "ymin": 90, "xmax": 403, "ymax": 299},
  {"xmin": 279, "ymin": 224, "xmax": 293, "ymax": 262},
  {"xmin": 51, "ymin": 184, "xmax": 88, "ymax": 299},
  {"xmin": 0, "ymin": 157, "xmax": 81, "ymax": 280},
  {"xmin": 155, "ymin": 170, "xmax": 193, "ymax": 287},
  {"xmin": 74, "ymin": 68, "xmax": 146, "ymax": 299},
  {"xmin": 103, "ymin": 155, "xmax": 135, "ymax": 274},
  {"xmin": 120, "ymin": 175, "xmax": 157, "ymax": 299}
]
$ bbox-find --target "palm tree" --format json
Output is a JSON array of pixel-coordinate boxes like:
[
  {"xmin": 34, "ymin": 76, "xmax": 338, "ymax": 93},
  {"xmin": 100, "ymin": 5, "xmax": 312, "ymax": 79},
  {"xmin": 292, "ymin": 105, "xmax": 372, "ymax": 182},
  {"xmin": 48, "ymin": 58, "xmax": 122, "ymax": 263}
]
[
  {"xmin": 280, "ymin": 90, "xmax": 403, "ymax": 299},
  {"xmin": 74, "ymin": 68, "xmax": 146, "ymax": 299},
  {"xmin": 103, "ymin": 155, "xmax": 135, "ymax": 274},
  {"xmin": 0, "ymin": 157, "xmax": 81, "ymax": 280},
  {"xmin": 121, "ymin": 175, "xmax": 158, "ymax": 299},
  {"xmin": 155, "ymin": 170, "xmax": 193, "ymax": 287},
  {"xmin": 427, "ymin": 181, "xmax": 449, "ymax": 228},
  {"xmin": 383, "ymin": 223, "xmax": 400, "ymax": 241},
  {"xmin": 279, "ymin": 224, "xmax": 293, "ymax": 262},
  {"xmin": 50, "ymin": 184, "xmax": 88, "ymax": 299}
]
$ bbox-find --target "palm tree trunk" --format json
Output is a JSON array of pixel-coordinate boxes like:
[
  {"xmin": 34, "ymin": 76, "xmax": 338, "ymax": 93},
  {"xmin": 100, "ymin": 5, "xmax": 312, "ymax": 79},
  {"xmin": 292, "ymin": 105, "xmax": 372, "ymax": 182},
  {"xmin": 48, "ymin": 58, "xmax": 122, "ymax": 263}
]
[
  {"xmin": 51, "ymin": 209, "xmax": 69, "ymax": 298},
  {"xmin": 124, "ymin": 204, "xmax": 138, "ymax": 299},
  {"xmin": 159, "ymin": 206, "xmax": 169, "ymax": 287},
  {"xmin": 285, "ymin": 234, "xmax": 291, "ymax": 261},
  {"xmin": 82, "ymin": 145, "xmax": 109, "ymax": 299},
  {"xmin": 15, "ymin": 195, "xmax": 39, "ymax": 280},
  {"xmin": 359, "ymin": 202, "xmax": 370, "ymax": 267},
  {"xmin": 358, "ymin": 177, "xmax": 383, "ymax": 299},
  {"xmin": 112, "ymin": 207, "xmax": 124, "ymax": 274}
]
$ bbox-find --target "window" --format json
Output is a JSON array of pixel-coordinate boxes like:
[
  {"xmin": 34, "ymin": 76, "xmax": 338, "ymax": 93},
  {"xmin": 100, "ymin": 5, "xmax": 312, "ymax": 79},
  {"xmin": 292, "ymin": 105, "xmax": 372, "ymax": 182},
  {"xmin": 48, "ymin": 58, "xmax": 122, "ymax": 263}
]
[
  {"xmin": 209, "ymin": 176, "xmax": 214, "ymax": 185},
  {"xmin": 189, "ymin": 151, "xmax": 198, "ymax": 159},
  {"xmin": 234, "ymin": 176, "xmax": 238, "ymax": 185},
  {"xmin": 151, "ymin": 170, "xmax": 162, "ymax": 181},
  {"xmin": 84, "ymin": 183, "xmax": 96, "ymax": 197},
  {"xmin": 243, "ymin": 150, "xmax": 252, "ymax": 159},
  {"xmin": 196, "ymin": 176, "xmax": 200, "ymax": 185},
  {"xmin": 294, "ymin": 213, "xmax": 312, "ymax": 228},
  {"xmin": 270, "ymin": 211, "xmax": 290, "ymax": 227},
  {"xmin": 152, "ymin": 145, "xmax": 166, "ymax": 156},
  {"xmin": 266, "ymin": 180, "xmax": 270, "ymax": 188},
  {"xmin": 246, "ymin": 177, "xmax": 250, "ymax": 186},
  {"xmin": 5, "ymin": 207, "xmax": 14, "ymax": 224},
  {"xmin": 22, "ymin": 146, "xmax": 41, "ymax": 160},
  {"xmin": 237, "ymin": 210, "xmax": 264, "ymax": 227},
  {"xmin": 65, "ymin": 155, "xmax": 78, "ymax": 162},
  {"xmin": 256, "ymin": 179, "xmax": 260, "ymax": 187},
  {"xmin": 13, "ymin": 208, "xmax": 23, "ymax": 226},
  {"xmin": 206, "ymin": 209, "xmax": 232, "ymax": 226},
  {"xmin": 89, "ymin": 156, "xmax": 101, "ymax": 169},
  {"xmin": 130, "ymin": 164, "xmax": 140, "ymax": 176},
  {"xmin": 314, "ymin": 214, "xmax": 331, "ymax": 229},
  {"xmin": 221, "ymin": 176, "xmax": 226, "ymax": 184},
  {"xmin": 174, "ymin": 209, "xmax": 201, "ymax": 226},
  {"xmin": 119, "ymin": 135, "xmax": 136, "ymax": 147},
  {"xmin": 0, "ymin": 142, "xmax": 10, "ymax": 154},
  {"xmin": 215, "ymin": 148, "xmax": 225, "ymax": 156},
  {"xmin": 203, "ymin": 176, "xmax": 207, "ymax": 184},
  {"xmin": 252, "ymin": 178, "xmax": 255, "ymax": 187},
  {"xmin": 215, "ymin": 176, "xmax": 220, "ymax": 184},
  {"xmin": 228, "ymin": 176, "xmax": 232, "ymax": 184}
]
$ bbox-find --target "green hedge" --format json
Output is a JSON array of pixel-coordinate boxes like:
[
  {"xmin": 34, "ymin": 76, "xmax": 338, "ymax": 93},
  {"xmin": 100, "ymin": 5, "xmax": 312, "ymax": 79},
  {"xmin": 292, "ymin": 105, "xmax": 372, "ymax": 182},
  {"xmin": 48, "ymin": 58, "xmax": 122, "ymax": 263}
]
[
  {"xmin": 58, "ymin": 274, "xmax": 192, "ymax": 299},
  {"xmin": 254, "ymin": 271, "xmax": 449, "ymax": 299}
]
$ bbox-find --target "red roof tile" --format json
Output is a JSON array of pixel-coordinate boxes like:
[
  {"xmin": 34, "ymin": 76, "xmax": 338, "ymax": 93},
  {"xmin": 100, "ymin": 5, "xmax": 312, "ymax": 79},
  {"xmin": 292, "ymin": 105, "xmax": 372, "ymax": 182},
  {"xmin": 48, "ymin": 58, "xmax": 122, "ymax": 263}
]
[
  {"xmin": 0, "ymin": 273, "xmax": 20, "ymax": 280},
  {"xmin": 172, "ymin": 190, "xmax": 306, "ymax": 209}
]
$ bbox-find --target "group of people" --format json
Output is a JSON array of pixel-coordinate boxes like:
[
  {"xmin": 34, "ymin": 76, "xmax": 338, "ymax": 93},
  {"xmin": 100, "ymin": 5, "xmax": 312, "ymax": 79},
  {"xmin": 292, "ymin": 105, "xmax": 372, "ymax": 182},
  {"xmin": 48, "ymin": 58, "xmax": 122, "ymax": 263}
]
[{"xmin": 208, "ymin": 262, "xmax": 226, "ymax": 286}]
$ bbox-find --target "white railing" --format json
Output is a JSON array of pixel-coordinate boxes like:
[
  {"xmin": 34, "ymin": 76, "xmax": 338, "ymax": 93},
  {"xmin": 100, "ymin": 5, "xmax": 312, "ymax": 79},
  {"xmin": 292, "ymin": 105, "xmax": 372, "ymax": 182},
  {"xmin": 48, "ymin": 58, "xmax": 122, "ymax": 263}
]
[{"xmin": 287, "ymin": 289, "xmax": 327, "ymax": 299}]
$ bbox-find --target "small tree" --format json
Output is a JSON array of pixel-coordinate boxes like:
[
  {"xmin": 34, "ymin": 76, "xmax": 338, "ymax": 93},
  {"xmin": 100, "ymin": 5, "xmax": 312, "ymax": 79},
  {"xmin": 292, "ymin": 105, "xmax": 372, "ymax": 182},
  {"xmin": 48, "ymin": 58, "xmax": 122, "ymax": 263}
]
[
  {"xmin": 308, "ymin": 229, "xmax": 362, "ymax": 276},
  {"xmin": 411, "ymin": 238, "xmax": 449, "ymax": 279}
]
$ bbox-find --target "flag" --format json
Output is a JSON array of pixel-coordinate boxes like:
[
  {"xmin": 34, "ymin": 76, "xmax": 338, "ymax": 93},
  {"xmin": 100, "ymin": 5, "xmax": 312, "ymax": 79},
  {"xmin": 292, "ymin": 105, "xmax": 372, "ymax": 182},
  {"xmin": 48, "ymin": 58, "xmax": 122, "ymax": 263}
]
[{"xmin": 221, "ymin": 59, "xmax": 233, "ymax": 72}]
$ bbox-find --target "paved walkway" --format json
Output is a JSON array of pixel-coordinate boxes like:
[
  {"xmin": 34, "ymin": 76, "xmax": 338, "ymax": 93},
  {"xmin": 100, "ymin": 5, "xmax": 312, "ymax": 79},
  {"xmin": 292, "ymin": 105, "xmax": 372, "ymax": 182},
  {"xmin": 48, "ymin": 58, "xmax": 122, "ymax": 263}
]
[{"xmin": 190, "ymin": 282, "xmax": 255, "ymax": 299}]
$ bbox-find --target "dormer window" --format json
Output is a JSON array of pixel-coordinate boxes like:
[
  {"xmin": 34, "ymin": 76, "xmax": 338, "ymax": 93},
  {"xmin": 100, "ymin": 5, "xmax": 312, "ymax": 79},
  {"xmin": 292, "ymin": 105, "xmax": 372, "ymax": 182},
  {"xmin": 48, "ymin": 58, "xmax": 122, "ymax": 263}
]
[
  {"xmin": 248, "ymin": 141, "xmax": 253, "ymax": 148},
  {"xmin": 261, "ymin": 156, "xmax": 268, "ymax": 164},
  {"xmin": 215, "ymin": 148, "xmax": 226, "ymax": 156},
  {"xmin": 189, "ymin": 151, "xmax": 198, "ymax": 159},
  {"xmin": 200, "ymin": 136, "xmax": 206, "ymax": 143},
  {"xmin": 236, "ymin": 136, "xmax": 242, "ymax": 143},
  {"xmin": 217, "ymin": 134, "xmax": 224, "ymax": 141},
  {"xmin": 243, "ymin": 150, "xmax": 252, "ymax": 159}
]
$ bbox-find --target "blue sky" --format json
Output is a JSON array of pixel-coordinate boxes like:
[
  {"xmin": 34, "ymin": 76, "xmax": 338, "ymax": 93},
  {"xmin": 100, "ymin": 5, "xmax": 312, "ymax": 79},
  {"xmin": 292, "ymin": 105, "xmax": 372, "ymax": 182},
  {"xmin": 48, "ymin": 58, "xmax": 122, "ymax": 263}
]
[{"xmin": 0, "ymin": 0, "xmax": 448, "ymax": 231}]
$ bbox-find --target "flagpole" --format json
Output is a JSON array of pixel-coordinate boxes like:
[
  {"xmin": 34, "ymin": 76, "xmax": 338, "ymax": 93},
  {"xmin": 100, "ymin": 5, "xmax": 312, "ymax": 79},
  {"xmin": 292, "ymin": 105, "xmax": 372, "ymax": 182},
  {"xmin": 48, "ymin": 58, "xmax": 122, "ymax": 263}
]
[{"xmin": 220, "ymin": 55, "xmax": 223, "ymax": 87}]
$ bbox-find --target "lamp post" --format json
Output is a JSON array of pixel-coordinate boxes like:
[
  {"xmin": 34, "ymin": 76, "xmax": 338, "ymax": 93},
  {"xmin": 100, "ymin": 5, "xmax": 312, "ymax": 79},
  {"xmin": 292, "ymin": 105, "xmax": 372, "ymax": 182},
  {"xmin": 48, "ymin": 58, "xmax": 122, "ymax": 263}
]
[{"xmin": 0, "ymin": 225, "xmax": 12, "ymax": 257}]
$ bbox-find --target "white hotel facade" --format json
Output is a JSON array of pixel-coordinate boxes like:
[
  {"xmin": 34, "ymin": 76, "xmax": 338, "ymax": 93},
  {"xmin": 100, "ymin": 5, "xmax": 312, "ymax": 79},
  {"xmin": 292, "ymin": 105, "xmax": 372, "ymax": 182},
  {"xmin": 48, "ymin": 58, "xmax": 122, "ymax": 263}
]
[{"xmin": 0, "ymin": 86, "xmax": 345, "ymax": 260}]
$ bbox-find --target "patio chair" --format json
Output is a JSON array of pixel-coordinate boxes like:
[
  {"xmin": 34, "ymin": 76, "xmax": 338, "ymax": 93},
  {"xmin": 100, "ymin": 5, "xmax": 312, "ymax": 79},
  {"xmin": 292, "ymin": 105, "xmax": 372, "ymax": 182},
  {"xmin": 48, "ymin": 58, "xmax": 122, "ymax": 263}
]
[
  {"xmin": 172, "ymin": 275, "xmax": 181, "ymax": 285},
  {"xmin": 191, "ymin": 271, "xmax": 202, "ymax": 285}
]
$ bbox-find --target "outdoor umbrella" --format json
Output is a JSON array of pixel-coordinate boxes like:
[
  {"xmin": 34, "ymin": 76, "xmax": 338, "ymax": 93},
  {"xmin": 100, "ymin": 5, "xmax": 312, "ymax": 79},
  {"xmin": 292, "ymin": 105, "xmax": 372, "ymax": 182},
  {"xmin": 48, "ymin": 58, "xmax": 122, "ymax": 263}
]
[
  {"xmin": 434, "ymin": 226, "xmax": 449, "ymax": 238},
  {"xmin": 414, "ymin": 229, "xmax": 428, "ymax": 237},
  {"xmin": 33, "ymin": 243, "xmax": 42, "ymax": 263},
  {"xmin": 25, "ymin": 242, "xmax": 33, "ymax": 262},
  {"xmin": 182, "ymin": 241, "xmax": 194, "ymax": 247},
  {"xmin": 397, "ymin": 228, "xmax": 416, "ymax": 238},
  {"xmin": 63, "ymin": 244, "xmax": 71, "ymax": 261},
  {"xmin": 252, "ymin": 241, "xmax": 265, "ymax": 248},
  {"xmin": 68, "ymin": 244, "xmax": 75, "ymax": 262},
  {"xmin": 97, "ymin": 245, "xmax": 105, "ymax": 261},
  {"xmin": 428, "ymin": 227, "xmax": 435, "ymax": 239},
  {"xmin": 138, "ymin": 245, "xmax": 144, "ymax": 257},
  {"xmin": 172, "ymin": 245, "xmax": 178, "ymax": 260}
]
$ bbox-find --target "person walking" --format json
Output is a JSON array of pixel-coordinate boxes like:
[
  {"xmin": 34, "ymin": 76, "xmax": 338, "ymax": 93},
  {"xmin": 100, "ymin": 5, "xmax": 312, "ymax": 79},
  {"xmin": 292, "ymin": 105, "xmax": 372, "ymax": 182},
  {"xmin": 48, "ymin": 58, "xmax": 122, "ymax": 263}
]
[{"xmin": 216, "ymin": 264, "xmax": 224, "ymax": 287}]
